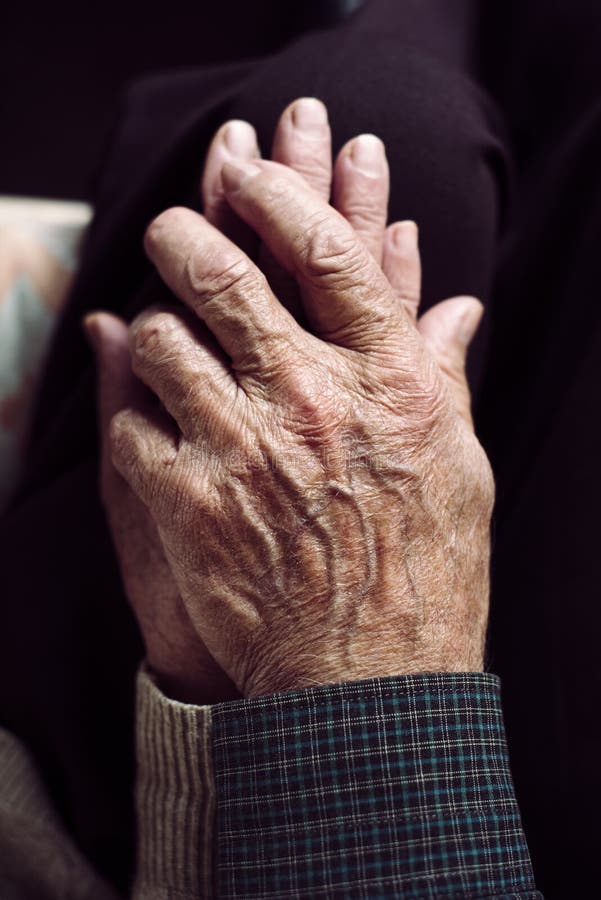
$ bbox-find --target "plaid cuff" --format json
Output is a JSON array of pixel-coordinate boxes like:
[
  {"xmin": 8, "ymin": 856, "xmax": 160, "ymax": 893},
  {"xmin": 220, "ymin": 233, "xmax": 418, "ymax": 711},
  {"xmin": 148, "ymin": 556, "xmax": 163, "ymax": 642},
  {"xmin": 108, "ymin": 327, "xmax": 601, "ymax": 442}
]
[{"xmin": 212, "ymin": 673, "xmax": 540, "ymax": 899}]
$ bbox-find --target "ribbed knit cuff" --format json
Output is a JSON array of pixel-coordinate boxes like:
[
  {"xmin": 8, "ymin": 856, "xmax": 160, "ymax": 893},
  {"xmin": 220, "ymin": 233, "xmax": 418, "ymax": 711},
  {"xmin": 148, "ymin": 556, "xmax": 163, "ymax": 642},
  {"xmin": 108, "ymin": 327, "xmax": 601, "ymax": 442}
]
[{"xmin": 133, "ymin": 668, "xmax": 214, "ymax": 900}]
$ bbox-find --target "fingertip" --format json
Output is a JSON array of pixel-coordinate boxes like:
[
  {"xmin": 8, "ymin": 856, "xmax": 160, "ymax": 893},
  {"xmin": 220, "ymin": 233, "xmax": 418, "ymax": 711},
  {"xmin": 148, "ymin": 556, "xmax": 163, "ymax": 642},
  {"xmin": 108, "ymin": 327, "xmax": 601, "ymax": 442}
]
[
  {"xmin": 203, "ymin": 122, "xmax": 259, "ymax": 196},
  {"xmin": 290, "ymin": 97, "xmax": 328, "ymax": 133},
  {"xmin": 420, "ymin": 296, "xmax": 484, "ymax": 351},
  {"xmin": 83, "ymin": 311, "xmax": 119, "ymax": 356},
  {"xmin": 332, "ymin": 136, "xmax": 389, "ymax": 264},
  {"xmin": 348, "ymin": 134, "xmax": 386, "ymax": 178},
  {"xmin": 382, "ymin": 221, "xmax": 422, "ymax": 320},
  {"xmin": 222, "ymin": 119, "xmax": 260, "ymax": 157}
]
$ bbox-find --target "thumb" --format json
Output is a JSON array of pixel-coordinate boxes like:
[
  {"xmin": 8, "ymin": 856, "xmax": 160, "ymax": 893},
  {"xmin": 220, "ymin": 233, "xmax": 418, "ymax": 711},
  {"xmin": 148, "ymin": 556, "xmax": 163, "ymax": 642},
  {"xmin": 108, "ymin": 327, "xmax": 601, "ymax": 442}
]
[{"xmin": 417, "ymin": 296, "xmax": 483, "ymax": 425}]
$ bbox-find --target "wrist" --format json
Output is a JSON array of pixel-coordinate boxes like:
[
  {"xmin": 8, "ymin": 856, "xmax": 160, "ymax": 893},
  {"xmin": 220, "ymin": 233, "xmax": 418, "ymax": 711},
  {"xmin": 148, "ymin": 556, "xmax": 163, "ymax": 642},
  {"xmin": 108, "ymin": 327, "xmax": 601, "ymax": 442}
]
[
  {"xmin": 243, "ymin": 641, "xmax": 485, "ymax": 699},
  {"xmin": 147, "ymin": 657, "xmax": 242, "ymax": 705}
]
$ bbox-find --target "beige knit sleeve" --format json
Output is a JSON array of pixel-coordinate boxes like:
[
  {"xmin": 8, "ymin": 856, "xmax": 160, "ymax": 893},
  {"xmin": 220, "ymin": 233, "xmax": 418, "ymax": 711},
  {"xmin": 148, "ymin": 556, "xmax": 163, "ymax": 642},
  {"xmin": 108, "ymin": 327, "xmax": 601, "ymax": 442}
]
[
  {"xmin": 0, "ymin": 727, "xmax": 119, "ymax": 900},
  {"xmin": 133, "ymin": 669, "xmax": 215, "ymax": 900}
]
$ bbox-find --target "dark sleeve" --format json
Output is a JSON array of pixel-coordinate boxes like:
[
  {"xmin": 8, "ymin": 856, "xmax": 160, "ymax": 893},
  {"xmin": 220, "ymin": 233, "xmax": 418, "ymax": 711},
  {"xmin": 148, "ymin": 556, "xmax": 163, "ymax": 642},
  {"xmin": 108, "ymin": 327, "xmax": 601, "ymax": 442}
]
[{"xmin": 211, "ymin": 673, "xmax": 542, "ymax": 899}]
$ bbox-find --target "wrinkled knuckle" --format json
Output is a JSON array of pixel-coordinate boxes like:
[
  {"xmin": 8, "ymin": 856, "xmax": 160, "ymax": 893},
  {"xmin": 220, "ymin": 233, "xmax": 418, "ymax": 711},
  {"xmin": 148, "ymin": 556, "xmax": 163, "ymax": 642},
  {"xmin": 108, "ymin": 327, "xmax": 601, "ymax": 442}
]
[
  {"xmin": 278, "ymin": 363, "xmax": 321, "ymax": 413},
  {"xmin": 131, "ymin": 312, "xmax": 179, "ymax": 362},
  {"xmin": 186, "ymin": 251, "xmax": 265, "ymax": 307},
  {"xmin": 215, "ymin": 263, "xmax": 264, "ymax": 301},
  {"xmin": 262, "ymin": 173, "xmax": 298, "ymax": 207},
  {"xmin": 277, "ymin": 366, "xmax": 347, "ymax": 436},
  {"xmin": 304, "ymin": 223, "xmax": 369, "ymax": 285}
]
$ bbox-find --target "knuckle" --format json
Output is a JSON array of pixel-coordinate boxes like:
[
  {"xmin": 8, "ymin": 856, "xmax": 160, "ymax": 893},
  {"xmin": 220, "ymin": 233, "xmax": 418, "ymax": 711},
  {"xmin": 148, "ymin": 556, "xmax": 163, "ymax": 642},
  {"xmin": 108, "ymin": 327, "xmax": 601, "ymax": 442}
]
[
  {"xmin": 303, "ymin": 221, "xmax": 369, "ymax": 286},
  {"xmin": 275, "ymin": 364, "xmax": 348, "ymax": 435},
  {"xmin": 185, "ymin": 249, "xmax": 266, "ymax": 307},
  {"xmin": 260, "ymin": 172, "xmax": 301, "ymax": 207},
  {"xmin": 276, "ymin": 361, "xmax": 319, "ymax": 410},
  {"xmin": 131, "ymin": 312, "xmax": 180, "ymax": 361}
]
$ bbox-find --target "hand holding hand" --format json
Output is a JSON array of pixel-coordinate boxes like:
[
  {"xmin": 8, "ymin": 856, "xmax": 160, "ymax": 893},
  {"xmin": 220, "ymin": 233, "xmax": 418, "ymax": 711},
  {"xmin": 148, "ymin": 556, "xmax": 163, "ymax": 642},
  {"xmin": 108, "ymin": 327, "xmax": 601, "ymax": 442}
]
[
  {"xmin": 85, "ymin": 312, "xmax": 241, "ymax": 703},
  {"xmin": 109, "ymin": 156, "xmax": 494, "ymax": 698},
  {"xmin": 86, "ymin": 98, "xmax": 437, "ymax": 702}
]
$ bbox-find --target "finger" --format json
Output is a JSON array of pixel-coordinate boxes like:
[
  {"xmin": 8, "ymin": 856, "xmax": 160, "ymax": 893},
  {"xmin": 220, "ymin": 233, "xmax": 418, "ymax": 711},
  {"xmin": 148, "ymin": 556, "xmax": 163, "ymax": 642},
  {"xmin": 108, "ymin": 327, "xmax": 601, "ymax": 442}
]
[
  {"xmin": 129, "ymin": 306, "xmax": 241, "ymax": 441},
  {"xmin": 417, "ymin": 295, "xmax": 483, "ymax": 425},
  {"xmin": 220, "ymin": 160, "xmax": 408, "ymax": 354},
  {"xmin": 382, "ymin": 221, "xmax": 422, "ymax": 322},
  {"xmin": 271, "ymin": 98, "xmax": 332, "ymax": 199},
  {"xmin": 331, "ymin": 134, "xmax": 389, "ymax": 264},
  {"xmin": 201, "ymin": 119, "xmax": 260, "ymax": 257},
  {"xmin": 109, "ymin": 406, "xmax": 179, "ymax": 510},
  {"xmin": 83, "ymin": 312, "xmax": 143, "ymax": 441},
  {"xmin": 84, "ymin": 311, "xmax": 179, "ymax": 483},
  {"xmin": 262, "ymin": 97, "xmax": 333, "ymax": 318},
  {"xmin": 144, "ymin": 206, "xmax": 305, "ymax": 374}
]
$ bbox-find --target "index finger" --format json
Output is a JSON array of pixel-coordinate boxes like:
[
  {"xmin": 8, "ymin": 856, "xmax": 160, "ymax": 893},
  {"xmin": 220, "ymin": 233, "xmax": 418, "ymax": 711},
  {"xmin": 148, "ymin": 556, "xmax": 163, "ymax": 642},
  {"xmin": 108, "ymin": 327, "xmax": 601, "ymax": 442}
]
[
  {"xmin": 143, "ymin": 206, "xmax": 305, "ymax": 375},
  {"xmin": 221, "ymin": 159, "xmax": 409, "ymax": 354}
]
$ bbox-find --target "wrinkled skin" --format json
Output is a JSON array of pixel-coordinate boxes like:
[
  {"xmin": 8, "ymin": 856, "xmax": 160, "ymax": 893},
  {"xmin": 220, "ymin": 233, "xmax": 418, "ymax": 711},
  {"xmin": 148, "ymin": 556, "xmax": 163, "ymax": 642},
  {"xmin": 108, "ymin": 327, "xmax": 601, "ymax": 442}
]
[
  {"xmin": 88, "ymin": 314, "xmax": 240, "ymax": 703},
  {"xmin": 87, "ymin": 99, "xmax": 492, "ymax": 702}
]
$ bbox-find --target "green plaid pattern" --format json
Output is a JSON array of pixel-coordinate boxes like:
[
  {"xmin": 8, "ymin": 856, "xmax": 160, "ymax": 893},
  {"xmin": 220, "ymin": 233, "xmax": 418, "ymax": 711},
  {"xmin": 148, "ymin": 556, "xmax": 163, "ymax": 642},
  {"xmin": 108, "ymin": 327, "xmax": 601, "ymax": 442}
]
[{"xmin": 212, "ymin": 673, "xmax": 541, "ymax": 898}]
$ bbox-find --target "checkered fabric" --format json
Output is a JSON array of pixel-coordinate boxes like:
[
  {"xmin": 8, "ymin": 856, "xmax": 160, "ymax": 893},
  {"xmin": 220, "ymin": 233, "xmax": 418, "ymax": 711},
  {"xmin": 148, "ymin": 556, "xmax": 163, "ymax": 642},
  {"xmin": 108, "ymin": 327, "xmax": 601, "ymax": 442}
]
[{"xmin": 212, "ymin": 673, "xmax": 541, "ymax": 899}]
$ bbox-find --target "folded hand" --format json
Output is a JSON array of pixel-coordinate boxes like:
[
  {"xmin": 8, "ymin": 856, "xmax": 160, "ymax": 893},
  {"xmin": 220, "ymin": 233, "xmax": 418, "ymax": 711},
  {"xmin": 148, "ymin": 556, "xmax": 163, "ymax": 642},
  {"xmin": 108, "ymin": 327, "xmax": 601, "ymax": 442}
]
[{"xmin": 105, "ymin": 146, "xmax": 493, "ymax": 698}]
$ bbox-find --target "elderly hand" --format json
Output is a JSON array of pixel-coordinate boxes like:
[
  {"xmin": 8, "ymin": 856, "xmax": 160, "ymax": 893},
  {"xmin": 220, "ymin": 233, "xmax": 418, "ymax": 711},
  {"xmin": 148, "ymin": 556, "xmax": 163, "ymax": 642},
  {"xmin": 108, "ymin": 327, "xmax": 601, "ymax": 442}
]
[
  {"xmin": 108, "ymin": 153, "xmax": 494, "ymax": 699},
  {"xmin": 87, "ymin": 98, "xmax": 466, "ymax": 703},
  {"xmin": 85, "ymin": 312, "xmax": 242, "ymax": 703}
]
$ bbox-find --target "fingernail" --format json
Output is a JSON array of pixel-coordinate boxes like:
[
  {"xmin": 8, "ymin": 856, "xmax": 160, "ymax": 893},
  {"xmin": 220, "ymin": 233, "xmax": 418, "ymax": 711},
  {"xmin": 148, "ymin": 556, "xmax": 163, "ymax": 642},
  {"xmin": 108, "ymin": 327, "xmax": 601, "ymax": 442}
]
[
  {"xmin": 291, "ymin": 98, "xmax": 328, "ymax": 134},
  {"xmin": 221, "ymin": 160, "xmax": 262, "ymax": 193},
  {"xmin": 223, "ymin": 120, "xmax": 258, "ymax": 157},
  {"xmin": 350, "ymin": 134, "xmax": 385, "ymax": 176},
  {"xmin": 456, "ymin": 299, "xmax": 484, "ymax": 346},
  {"xmin": 390, "ymin": 220, "xmax": 418, "ymax": 254}
]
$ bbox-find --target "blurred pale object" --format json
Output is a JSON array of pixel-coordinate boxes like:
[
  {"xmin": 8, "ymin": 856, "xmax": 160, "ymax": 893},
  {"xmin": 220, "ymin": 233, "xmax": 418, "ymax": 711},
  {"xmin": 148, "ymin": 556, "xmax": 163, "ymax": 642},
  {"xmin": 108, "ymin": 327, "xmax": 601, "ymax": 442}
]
[{"xmin": 0, "ymin": 197, "xmax": 92, "ymax": 509}]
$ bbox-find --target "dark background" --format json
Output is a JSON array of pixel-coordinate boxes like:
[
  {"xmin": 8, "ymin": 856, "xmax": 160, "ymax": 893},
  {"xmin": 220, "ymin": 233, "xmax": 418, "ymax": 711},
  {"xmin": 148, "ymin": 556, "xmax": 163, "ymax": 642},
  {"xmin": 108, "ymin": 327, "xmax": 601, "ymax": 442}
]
[
  {"xmin": 0, "ymin": 1, "xmax": 363, "ymax": 200},
  {"xmin": 2, "ymin": 0, "xmax": 587, "ymax": 201}
]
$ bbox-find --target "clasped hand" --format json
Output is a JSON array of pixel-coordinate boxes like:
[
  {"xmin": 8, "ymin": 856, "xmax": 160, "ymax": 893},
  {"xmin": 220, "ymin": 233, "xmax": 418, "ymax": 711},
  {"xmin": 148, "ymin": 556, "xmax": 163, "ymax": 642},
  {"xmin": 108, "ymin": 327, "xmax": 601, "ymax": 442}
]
[{"xmin": 86, "ymin": 100, "xmax": 494, "ymax": 700}]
